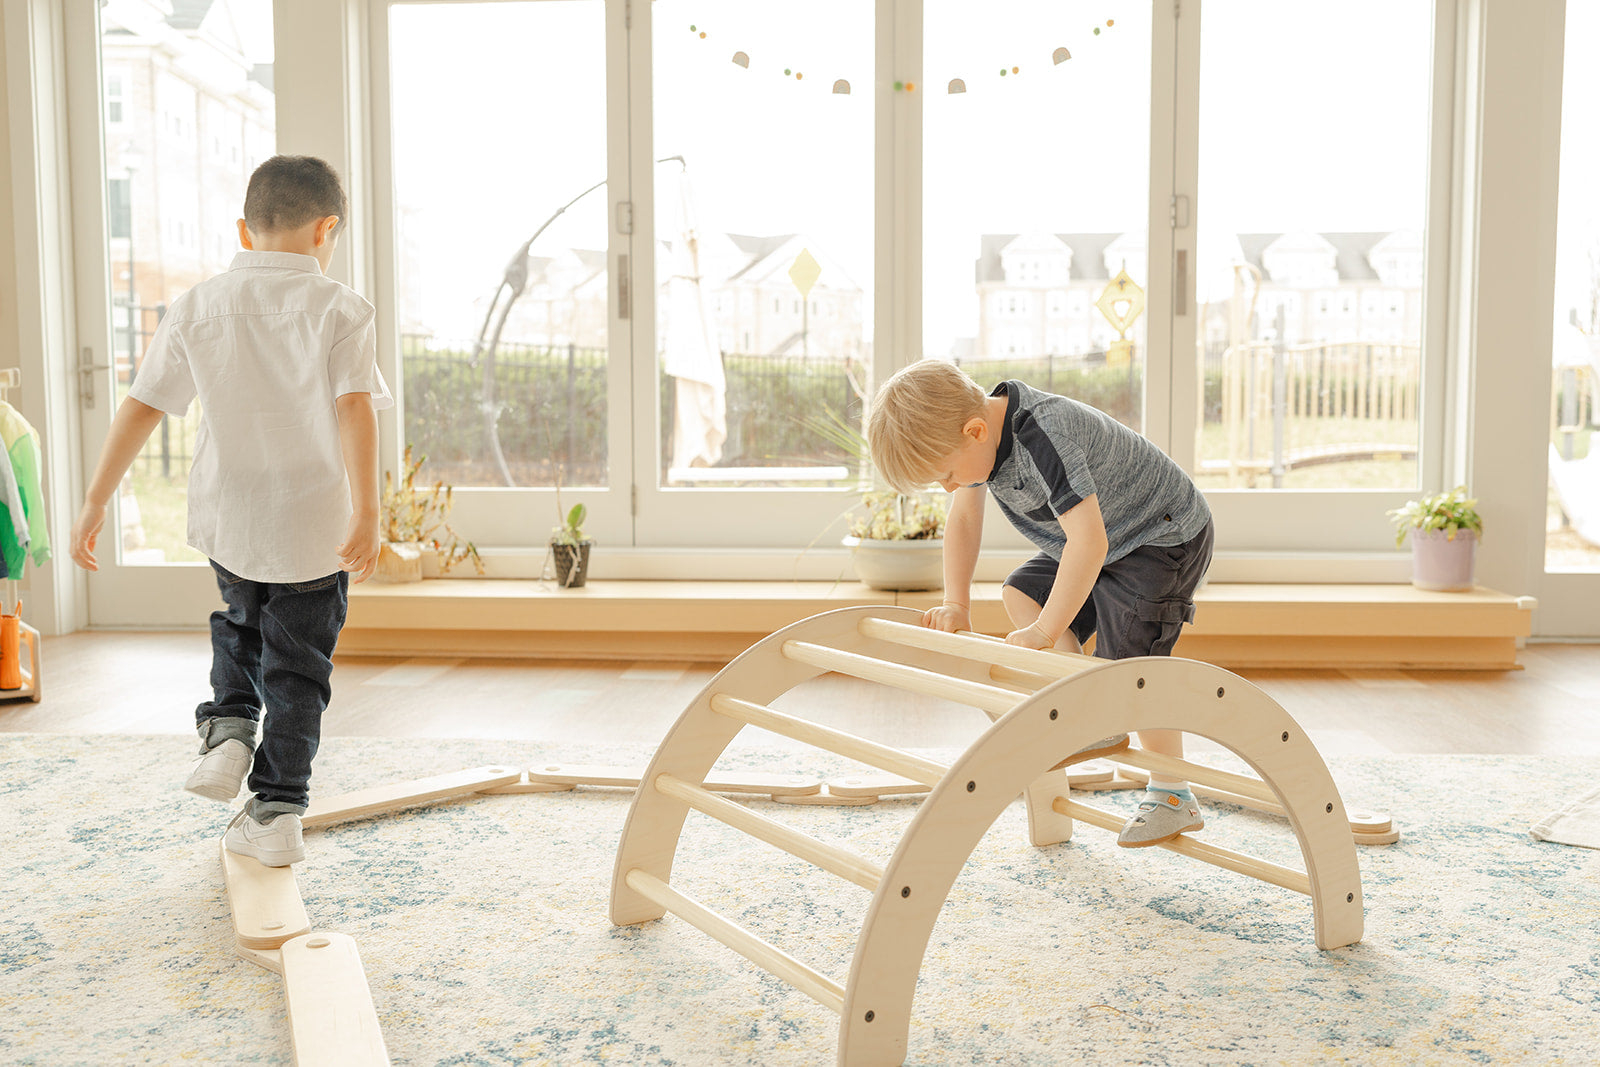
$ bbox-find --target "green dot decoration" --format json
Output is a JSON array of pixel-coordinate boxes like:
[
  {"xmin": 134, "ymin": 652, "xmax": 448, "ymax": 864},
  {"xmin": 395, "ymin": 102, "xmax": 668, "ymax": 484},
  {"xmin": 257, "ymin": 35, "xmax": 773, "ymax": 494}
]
[
  {"xmin": 690, "ymin": 24, "xmax": 696, "ymax": 31},
  {"xmin": 1093, "ymin": 27, "xmax": 1101, "ymax": 35},
  {"xmin": 999, "ymin": 68, "xmax": 1007, "ymax": 76}
]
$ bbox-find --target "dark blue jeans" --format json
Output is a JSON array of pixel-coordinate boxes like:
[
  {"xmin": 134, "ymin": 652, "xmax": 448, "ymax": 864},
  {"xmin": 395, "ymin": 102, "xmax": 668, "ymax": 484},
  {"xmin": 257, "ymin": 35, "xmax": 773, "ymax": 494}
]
[{"xmin": 196, "ymin": 562, "xmax": 349, "ymax": 812}]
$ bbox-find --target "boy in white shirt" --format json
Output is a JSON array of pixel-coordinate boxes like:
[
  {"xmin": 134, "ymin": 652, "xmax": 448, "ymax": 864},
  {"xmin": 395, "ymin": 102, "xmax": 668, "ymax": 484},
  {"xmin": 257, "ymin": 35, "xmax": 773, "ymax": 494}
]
[{"xmin": 69, "ymin": 155, "xmax": 391, "ymax": 867}]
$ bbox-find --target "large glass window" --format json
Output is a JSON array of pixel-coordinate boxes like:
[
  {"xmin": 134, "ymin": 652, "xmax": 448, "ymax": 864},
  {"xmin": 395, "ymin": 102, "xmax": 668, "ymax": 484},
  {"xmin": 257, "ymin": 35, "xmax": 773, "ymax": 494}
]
[
  {"xmin": 649, "ymin": 0, "xmax": 874, "ymax": 490},
  {"xmin": 1193, "ymin": 0, "xmax": 1432, "ymax": 492},
  {"xmin": 924, "ymin": 0, "xmax": 1151, "ymax": 434},
  {"xmin": 388, "ymin": 1, "xmax": 610, "ymax": 491},
  {"xmin": 1546, "ymin": 0, "xmax": 1600, "ymax": 573},
  {"xmin": 100, "ymin": 0, "xmax": 276, "ymax": 565}
]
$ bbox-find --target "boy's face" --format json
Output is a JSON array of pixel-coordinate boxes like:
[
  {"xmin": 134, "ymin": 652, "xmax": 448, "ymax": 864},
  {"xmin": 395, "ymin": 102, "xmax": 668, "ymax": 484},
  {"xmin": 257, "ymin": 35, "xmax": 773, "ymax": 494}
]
[{"xmin": 932, "ymin": 415, "xmax": 997, "ymax": 493}]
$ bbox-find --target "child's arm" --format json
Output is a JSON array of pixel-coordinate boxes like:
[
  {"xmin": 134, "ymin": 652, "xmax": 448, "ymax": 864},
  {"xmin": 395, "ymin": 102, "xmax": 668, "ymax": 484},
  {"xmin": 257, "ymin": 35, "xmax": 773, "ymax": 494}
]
[
  {"xmin": 1006, "ymin": 494, "xmax": 1109, "ymax": 649},
  {"xmin": 334, "ymin": 392, "xmax": 380, "ymax": 583},
  {"xmin": 70, "ymin": 398, "xmax": 167, "ymax": 571},
  {"xmin": 922, "ymin": 484, "xmax": 986, "ymax": 632}
]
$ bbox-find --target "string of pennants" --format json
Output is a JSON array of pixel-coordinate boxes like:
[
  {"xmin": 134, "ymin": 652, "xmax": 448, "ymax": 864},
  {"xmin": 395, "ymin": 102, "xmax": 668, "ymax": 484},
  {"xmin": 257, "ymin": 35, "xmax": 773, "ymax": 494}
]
[{"xmin": 691, "ymin": 19, "xmax": 1116, "ymax": 95}]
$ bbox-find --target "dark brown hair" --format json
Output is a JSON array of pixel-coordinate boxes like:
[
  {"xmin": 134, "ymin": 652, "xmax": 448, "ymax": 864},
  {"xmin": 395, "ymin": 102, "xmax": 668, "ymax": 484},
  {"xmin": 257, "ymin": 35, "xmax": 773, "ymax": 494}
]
[{"xmin": 242, "ymin": 155, "xmax": 348, "ymax": 235}]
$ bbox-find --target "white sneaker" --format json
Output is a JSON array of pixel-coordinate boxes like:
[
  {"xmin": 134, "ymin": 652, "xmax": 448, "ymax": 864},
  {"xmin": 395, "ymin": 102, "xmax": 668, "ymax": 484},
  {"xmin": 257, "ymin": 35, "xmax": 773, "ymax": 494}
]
[
  {"xmin": 184, "ymin": 738, "xmax": 252, "ymax": 802},
  {"xmin": 223, "ymin": 808, "xmax": 305, "ymax": 867}
]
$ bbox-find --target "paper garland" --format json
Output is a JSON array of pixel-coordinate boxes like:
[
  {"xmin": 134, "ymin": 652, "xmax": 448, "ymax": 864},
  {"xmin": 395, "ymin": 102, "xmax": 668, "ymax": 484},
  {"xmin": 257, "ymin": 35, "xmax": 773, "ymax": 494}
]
[{"xmin": 690, "ymin": 18, "xmax": 1114, "ymax": 95}]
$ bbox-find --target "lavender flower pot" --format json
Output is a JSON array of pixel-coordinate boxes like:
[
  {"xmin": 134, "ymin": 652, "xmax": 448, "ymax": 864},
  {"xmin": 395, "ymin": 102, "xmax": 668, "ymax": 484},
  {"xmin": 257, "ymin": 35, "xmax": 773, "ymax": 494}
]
[{"xmin": 1410, "ymin": 529, "xmax": 1477, "ymax": 592}]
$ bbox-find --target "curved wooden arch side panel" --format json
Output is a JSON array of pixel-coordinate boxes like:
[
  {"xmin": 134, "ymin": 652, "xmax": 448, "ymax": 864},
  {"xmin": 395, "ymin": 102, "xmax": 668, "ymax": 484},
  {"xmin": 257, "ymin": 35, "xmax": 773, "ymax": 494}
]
[
  {"xmin": 612, "ymin": 605, "xmax": 924, "ymax": 925},
  {"xmin": 836, "ymin": 656, "xmax": 1363, "ymax": 1067}
]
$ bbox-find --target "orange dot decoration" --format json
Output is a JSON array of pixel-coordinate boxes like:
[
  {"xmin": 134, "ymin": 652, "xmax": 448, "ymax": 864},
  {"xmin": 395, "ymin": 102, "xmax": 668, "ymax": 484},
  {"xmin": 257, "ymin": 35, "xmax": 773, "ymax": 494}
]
[
  {"xmin": 1107, "ymin": 19, "xmax": 1115, "ymax": 26},
  {"xmin": 905, "ymin": 81, "xmax": 915, "ymax": 92},
  {"xmin": 1012, "ymin": 66, "xmax": 1020, "ymax": 74},
  {"xmin": 699, "ymin": 31, "xmax": 706, "ymax": 38}
]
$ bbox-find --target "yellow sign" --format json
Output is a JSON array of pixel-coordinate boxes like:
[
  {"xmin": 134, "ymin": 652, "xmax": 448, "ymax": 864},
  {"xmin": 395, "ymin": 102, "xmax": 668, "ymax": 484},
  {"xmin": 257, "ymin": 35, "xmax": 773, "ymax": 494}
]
[
  {"xmin": 788, "ymin": 248, "xmax": 822, "ymax": 298},
  {"xmin": 1095, "ymin": 270, "xmax": 1145, "ymax": 367}
]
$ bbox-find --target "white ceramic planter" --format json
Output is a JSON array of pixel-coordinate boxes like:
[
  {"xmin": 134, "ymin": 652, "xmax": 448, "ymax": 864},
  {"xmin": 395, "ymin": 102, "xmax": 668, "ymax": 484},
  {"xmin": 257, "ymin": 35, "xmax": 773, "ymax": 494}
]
[
  {"xmin": 843, "ymin": 537, "xmax": 944, "ymax": 591},
  {"xmin": 1409, "ymin": 529, "xmax": 1477, "ymax": 592}
]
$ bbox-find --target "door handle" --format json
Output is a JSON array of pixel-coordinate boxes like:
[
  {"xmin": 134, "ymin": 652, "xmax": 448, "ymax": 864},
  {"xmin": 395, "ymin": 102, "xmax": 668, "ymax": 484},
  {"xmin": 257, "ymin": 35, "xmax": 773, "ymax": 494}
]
[{"xmin": 78, "ymin": 347, "xmax": 112, "ymax": 408}]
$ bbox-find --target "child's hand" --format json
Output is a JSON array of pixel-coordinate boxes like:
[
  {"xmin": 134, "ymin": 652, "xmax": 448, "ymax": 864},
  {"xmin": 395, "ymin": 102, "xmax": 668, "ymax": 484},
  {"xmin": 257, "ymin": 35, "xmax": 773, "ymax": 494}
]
[
  {"xmin": 921, "ymin": 602, "xmax": 970, "ymax": 633},
  {"xmin": 1004, "ymin": 623, "xmax": 1055, "ymax": 651},
  {"xmin": 337, "ymin": 513, "xmax": 381, "ymax": 583},
  {"xmin": 69, "ymin": 502, "xmax": 107, "ymax": 571}
]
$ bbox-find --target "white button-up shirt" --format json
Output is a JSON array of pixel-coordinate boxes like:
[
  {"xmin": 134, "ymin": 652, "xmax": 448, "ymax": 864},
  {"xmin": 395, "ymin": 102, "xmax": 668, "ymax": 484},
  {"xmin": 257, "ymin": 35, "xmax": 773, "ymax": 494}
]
[{"xmin": 129, "ymin": 250, "xmax": 393, "ymax": 583}]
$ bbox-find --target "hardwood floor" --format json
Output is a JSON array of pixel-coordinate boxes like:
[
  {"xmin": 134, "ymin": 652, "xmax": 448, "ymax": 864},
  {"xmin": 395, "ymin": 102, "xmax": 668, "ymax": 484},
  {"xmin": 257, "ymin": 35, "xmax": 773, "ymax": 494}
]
[{"xmin": 4, "ymin": 631, "xmax": 1598, "ymax": 757}]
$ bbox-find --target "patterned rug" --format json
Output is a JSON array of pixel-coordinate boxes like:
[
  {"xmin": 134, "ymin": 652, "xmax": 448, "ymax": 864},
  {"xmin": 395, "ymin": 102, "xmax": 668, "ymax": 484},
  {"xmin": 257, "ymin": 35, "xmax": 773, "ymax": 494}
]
[{"xmin": 2, "ymin": 733, "xmax": 1598, "ymax": 1066}]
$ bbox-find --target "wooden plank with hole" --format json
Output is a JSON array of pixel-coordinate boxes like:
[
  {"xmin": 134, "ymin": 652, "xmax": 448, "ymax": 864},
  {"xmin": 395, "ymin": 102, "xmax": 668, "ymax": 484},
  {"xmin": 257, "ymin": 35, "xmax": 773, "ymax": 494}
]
[
  {"xmin": 302, "ymin": 765, "xmax": 523, "ymax": 830},
  {"xmin": 280, "ymin": 932, "xmax": 390, "ymax": 1066},
  {"xmin": 771, "ymin": 790, "xmax": 880, "ymax": 806},
  {"xmin": 219, "ymin": 841, "xmax": 310, "ymax": 950},
  {"xmin": 825, "ymin": 772, "xmax": 931, "ymax": 798},
  {"xmin": 524, "ymin": 763, "xmax": 822, "ymax": 796}
]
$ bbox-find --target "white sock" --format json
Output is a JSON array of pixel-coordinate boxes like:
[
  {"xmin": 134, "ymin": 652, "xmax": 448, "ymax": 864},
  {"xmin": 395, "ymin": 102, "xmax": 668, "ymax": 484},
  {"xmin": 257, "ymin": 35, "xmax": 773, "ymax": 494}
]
[{"xmin": 1148, "ymin": 776, "xmax": 1191, "ymax": 796}]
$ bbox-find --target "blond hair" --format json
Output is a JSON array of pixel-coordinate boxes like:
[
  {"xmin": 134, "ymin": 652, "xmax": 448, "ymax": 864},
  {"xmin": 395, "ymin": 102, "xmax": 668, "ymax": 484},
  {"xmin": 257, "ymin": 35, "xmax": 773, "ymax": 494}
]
[{"xmin": 867, "ymin": 360, "xmax": 988, "ymax": 493}]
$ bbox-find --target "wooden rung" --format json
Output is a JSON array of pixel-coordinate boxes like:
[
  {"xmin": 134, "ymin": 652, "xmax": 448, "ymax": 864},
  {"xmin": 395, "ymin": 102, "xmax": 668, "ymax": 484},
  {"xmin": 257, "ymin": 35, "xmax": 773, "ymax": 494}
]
[
  {"xmin": 624, "ymin": 868, "xmax": 845, "ymax": 1014},
  {"xmin": 1114, "ymin": 765, "xmax": 1285, "ymax": 816},
  {"xmin": 857, "ymin": 616, "xmax": 1098, "ymax": 679},
  {"xmin": 1053, "ymin": 796, "xmax": 1312, "ymax": 895},
  {"xmin": 281, "ymin": 932, "xmax": 391, "ymax": 1066},
  {"xmin": 771, "ymin": 791, "xmax": 879, "ymax": 806},
  {"xmin": 523, "ymin": 761, "xmax": 822, "ymax": 796},
  {"xmin": 303, "ymin": 766, "xmax": 524, "ymax": 830},
  {"xmin": 219, "ymin": 841, "xmax": 310, "ymax": 949},
  {"xmin": 825, "ymin": 772, "xmax": 931, "ymax": 798},
  {"xmin": 656, "ymin": 773, "xmax": 884, "ymax": 891},
  {"xmin": 1106, "ymin": 749, "xmax": 1278, "ymax": 806},
  {"xmin": 988, "ymin": 663, "xmax": 1057, "ymax": 691},
  {"xmin": 781, "ymin": 639, "xmax": 1018, "ymax": 717},
  {"xmin": 710, "ymin": 694, "xmax": 947, "ymax": 787}
]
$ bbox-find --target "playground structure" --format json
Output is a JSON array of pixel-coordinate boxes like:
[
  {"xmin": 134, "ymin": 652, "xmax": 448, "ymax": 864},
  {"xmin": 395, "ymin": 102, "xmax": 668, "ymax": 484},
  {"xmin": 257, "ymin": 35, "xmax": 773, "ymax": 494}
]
[
  {"xmin": 610, "ymin": 605, "xmax": 1370, "ymax": 1067},
  {"xmin": 1204, "ymin": 337, "xmax": 1419, "ymax": 487},
  {"xmin": 216, "ymin": 605, "xmax": 1391, "ymax": 1064}
]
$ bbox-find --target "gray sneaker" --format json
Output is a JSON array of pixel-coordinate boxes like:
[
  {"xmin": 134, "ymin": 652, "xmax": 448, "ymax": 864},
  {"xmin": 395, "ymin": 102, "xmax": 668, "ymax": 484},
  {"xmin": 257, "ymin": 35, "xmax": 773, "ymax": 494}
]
[
  {"xmin": 1051, "ymin": 733, "xmax": 1130, "ymax": 770},
  {"xmin": 184, "ymin": 738, "xmax": 252, "ymax": 802},
  {"xmin": 1117, "ymin": 789, "xmax": 1204, "ymax": 848},
  {"xmin": 223, "ymin": 808, "xmax": 305, "ymax": 867}
]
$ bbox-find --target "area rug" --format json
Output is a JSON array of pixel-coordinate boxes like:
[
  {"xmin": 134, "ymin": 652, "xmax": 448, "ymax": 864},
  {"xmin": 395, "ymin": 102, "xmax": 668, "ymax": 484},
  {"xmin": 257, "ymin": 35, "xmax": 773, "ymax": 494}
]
[
  {"xmin": 3, "ymin": 733, "xmax": 1598, "ymax": 1066},
  {"xmin": 1530, "ymin": 782, "xmax": 1600, "ymax": 849}
]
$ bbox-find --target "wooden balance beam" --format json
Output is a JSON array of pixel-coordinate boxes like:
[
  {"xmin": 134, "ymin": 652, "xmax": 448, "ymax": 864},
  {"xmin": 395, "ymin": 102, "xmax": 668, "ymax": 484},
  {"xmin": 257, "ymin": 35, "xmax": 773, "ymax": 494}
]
[{"xmin": 610, "ymin": 605, "xmax": 1365, "ymax": 1067}]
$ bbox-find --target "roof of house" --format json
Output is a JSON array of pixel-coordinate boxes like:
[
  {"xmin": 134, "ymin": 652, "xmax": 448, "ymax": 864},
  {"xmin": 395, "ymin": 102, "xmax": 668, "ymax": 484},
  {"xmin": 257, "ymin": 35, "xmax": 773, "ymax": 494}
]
[{"xmin": 974, "ymin": 233, "xmax": 1123, "ymax": 285}]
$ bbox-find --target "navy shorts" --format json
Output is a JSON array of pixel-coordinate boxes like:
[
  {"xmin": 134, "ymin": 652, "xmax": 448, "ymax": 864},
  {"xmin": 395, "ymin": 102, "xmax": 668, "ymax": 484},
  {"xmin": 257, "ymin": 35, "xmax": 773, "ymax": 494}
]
[{"xmin": 1004, "ymin": 519, "xmax": 1214, "ymax": 659}]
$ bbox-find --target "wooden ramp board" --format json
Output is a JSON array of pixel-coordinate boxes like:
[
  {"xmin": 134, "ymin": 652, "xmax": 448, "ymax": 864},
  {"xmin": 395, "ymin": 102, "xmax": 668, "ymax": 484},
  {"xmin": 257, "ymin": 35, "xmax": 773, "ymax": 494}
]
[
  {"xmin": 522, "ymin": 763, "xmax": 823, "ymax": 796},
  {"xmin": 303, "ymin": 766, "xmax": 523, "ymax": 830},
  {"xmin": 219, "ymin": 842, "xmax": 311, "ymax": 950},
  {"xmin": 280, "ymin": 932, "xmax": 390, "ymax": 1067}
]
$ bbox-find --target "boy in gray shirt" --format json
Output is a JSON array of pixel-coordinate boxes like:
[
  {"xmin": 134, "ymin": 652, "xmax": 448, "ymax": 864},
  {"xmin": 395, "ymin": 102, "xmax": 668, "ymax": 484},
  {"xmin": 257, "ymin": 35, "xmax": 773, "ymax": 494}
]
[{"xmin": 868, "ymin": 360, "xmax": 1214, "ymax": 846}]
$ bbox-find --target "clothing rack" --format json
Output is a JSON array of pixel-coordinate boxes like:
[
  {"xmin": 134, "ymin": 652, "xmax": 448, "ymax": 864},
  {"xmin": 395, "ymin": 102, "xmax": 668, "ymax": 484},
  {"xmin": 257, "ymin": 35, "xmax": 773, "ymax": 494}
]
[{"xmin": 0, "ymin": 366, "xmax": 43, "ymax": 702}]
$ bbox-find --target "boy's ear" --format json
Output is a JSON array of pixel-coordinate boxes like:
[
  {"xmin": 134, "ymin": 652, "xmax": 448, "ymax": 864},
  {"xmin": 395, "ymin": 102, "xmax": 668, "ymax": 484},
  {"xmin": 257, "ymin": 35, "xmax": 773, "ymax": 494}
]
[
  {"xmin": 962, "ymin": 414, "xmax": 989, "ymax": 442},
  {"xmin": 314, "ymin": 215, "xmax": 340, "ymax": 247},
  {"xmin": 236, "ymin": 219, "xmax": 253, "ymax": 249}
]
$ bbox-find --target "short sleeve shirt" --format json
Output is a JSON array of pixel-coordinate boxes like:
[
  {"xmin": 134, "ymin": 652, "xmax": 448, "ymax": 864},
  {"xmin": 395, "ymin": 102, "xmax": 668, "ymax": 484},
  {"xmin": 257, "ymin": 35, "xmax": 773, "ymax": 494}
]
[
  {"xmin": 984, "ymin": 380, "xmax": 1210, "ymax": 564},
  {"xmin": 128, "ymin": 250, "xmax": 393, "ymax": 583}
]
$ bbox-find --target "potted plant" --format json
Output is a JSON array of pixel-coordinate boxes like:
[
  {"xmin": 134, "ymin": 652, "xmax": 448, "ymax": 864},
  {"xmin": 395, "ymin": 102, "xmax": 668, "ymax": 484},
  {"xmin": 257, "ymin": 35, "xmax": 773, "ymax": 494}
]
[
  {"xmin": 1388, "ymin": 485, "xmax": 1482, "ymax": 592},
  {"xmin": 377, "ymin": 445, "xmax": 483, "ymax": 582},
  {"xmin": 808, "ymin": 409, "xmax": 948, "ymax": 591},
  {"xmin": 548, "ymin": 500, "xmax": 593, "ymax": 588}
]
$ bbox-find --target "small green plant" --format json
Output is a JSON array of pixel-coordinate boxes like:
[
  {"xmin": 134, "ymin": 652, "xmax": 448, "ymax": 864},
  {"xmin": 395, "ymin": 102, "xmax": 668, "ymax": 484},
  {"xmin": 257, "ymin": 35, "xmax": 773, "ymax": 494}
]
[
  {"xmin": 381, "ymin": 444, "xmax": 484, "ymax": 574},
  {"xmin": 1387, "ymin": 485, "xmax": 1483, "ymax": 547},
  {"xmin": 551, "ymin": 501, "xmax": 589, "ymax": 546}
]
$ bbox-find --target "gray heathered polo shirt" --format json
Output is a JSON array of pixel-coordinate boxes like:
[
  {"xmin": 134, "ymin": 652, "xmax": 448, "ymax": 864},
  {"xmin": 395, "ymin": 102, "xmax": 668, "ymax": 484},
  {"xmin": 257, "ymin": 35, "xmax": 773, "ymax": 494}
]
[{"xmin": 984, "ymin": 380, "xmax": 1211, "ymax": 564}]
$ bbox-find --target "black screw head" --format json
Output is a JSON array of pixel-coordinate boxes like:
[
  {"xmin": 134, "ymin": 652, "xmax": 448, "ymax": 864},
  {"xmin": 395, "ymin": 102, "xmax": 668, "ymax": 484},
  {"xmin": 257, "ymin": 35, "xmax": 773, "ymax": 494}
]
[
  {"xmin": 1326, "ymin": 802, "xmax": 1334, "ymax": 813},
  {"xmin": 1136, "ymin": 677, "xmax": 1145, "ymax": 689},
  {"xmin": 1217, "ymin": 687, "xmax": 1226, "ymax": 698},
  {"xmin": 966, "ymin": 780, "xmax": 976, "ymax": 793},
  {"xmin": 1282, "ymin": 731, "xmax": 1290, "ymax": 742},
  {"xmin": 1049, "ymin": 708, "xmax": 1058, "ymax": 720},
  {"xmin": 900, "ymin": 886, "xmax": 911, "ymax": 898},
  {"xmin": 1347, "ymin": 892, "xmax": 1354, "ymax": 903},
  {"xmin": 865, "ymin": 1010, "xmax": 875, "ymax": 1023}
]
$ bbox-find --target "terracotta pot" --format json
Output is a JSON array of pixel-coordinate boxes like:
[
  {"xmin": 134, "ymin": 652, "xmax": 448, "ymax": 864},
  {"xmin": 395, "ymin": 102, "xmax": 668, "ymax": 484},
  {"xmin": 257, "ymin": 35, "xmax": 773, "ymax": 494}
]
[
  {"xmin": 1410, "ymin": 528, "xmax": 1477, "ymax": 592},
  {"xmin": 374, "ymin": 541, "xmax": 425, "ymax": 583}
]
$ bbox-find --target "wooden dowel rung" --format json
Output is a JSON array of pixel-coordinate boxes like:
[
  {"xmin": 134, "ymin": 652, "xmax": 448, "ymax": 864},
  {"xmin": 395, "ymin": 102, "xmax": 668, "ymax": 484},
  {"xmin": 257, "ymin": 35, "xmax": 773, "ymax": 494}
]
[
  {"xmin": 1107, "ymin": 749, "xmax": 1277, "ymax": 806},
  {"xmin": 1114, "ymin": 765, "xmax": 1286, "ymax": 817},
  {"xmin": 655, "ymin": 773, "xmax": 884, "ymax": 892},
  {"xmin": 782, "ymin": 640, "xmax": 1018, "ymax": 717},
  {"xmin": 710, "ymin": 694, "xmax": 946, "ymax": 788},
  {"xmin": 987, "ymin": 663, "xmax": 1056, "ymax": 691},
  {"xmin": 1052, "ymin": 796, "xmax": 1311, "ymax": 895},
  {"xmin": 624, "ymin": 868, "xmax": 845, "ymax": 1013},
  {"xmin": 857, "ymin": 617, "xmax": 1097, "ymax": 679}
]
